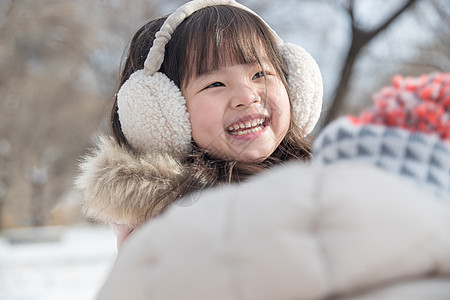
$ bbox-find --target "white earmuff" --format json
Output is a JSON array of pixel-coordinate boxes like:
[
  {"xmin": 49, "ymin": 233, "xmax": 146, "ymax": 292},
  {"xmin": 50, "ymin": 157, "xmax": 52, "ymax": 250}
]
[
  {"xmin": 281, "ymin": 43, "xmax": 323, "ymax": 135},
  {"xmin": 117, "ymin": 0, "xmax": 323, "ymax": 155}
]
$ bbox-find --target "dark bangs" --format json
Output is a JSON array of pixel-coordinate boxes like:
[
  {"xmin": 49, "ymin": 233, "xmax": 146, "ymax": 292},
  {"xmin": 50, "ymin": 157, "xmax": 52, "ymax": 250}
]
[{"xmin": 162, "ymin": 5, "xmax": 288, "ymax": 89}]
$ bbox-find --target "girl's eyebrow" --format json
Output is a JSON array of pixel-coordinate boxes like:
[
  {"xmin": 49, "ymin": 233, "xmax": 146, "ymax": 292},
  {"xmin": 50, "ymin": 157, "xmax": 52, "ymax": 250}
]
[
  {"xmin": 183, "ymin": 70, "xmax": 219, "ymax": 90},
  {"xmin": 188, "ymin": 60, "xmax": 274, "ymax": 85},
  {"xmin": 189, "ymin": 69, "xmax": 221, "ymax": 86},
  {"xmin": 196, "ymin": 68, "xmax": 220, "ymax": 78},
  {"xmin": 199, "ymin": 60, "xmax": 271, "ymax": 76}
]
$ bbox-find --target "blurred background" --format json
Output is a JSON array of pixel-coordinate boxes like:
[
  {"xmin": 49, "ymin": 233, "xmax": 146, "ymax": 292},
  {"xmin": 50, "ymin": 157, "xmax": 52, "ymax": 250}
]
[{"xmin": 0, "ymin": 0, "xmax": 448, "ymax": 298}]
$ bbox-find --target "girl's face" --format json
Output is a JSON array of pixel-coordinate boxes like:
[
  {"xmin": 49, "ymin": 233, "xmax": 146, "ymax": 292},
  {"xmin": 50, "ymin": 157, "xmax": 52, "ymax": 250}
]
[{"xmin": 182, "ymin": 60, "xmax": 290, "ymax": 162}]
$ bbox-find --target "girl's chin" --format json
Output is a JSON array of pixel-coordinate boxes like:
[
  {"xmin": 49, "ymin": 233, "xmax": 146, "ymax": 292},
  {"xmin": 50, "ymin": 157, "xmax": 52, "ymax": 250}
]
[
  {"xmin": 236, "ymin": 153, "xmax": 270, "ymax": 163},
  {"xmin": 206, "ymin": 146, "xmax": 270, "ymax": 163},
  {"xmin": 226, "ymin": 146, "xmax": 274, "ymax": 163}
]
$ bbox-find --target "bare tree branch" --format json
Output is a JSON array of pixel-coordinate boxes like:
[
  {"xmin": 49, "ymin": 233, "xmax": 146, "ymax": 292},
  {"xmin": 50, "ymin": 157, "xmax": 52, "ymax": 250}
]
[
  {"xmin": 323, "ymin": 0, "xmax": 419, "ymax": 126},
  {"xmin": 368, "ymin": 0, "xmax": 418, "ymax": 39}
]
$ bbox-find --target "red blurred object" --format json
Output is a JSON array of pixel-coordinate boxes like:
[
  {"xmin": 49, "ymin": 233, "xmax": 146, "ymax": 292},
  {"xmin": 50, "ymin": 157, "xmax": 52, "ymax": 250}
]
[{"xmin": 354, "ymin": 73, "xmax": 450, "ymax": 143}]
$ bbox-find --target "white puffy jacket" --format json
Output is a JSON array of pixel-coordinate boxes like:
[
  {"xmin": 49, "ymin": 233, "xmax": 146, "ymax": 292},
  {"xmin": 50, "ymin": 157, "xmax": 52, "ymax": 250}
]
[{"xmin": 96, "ymin": 162, "xmax": 450, "ymax": 300}]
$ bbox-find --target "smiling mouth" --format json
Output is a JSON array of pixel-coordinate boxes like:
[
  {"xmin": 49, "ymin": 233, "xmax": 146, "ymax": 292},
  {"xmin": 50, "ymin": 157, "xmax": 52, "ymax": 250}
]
[{"xmin": 226, "ymin": 117, "xmax": 269, "ymax": 136}]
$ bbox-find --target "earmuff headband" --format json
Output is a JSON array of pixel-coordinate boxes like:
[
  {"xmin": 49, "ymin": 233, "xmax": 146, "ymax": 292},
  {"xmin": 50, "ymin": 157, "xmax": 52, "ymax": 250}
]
[{"xmin": 144, "ymin": 0, "xmax": 283, "ymax": 76}]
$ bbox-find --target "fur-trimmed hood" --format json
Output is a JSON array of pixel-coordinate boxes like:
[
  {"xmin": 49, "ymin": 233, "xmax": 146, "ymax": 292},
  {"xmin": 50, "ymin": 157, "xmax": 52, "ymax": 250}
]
[{"xmin": 75, "ymin": 136, "xmax": 185, "ymax": 227}]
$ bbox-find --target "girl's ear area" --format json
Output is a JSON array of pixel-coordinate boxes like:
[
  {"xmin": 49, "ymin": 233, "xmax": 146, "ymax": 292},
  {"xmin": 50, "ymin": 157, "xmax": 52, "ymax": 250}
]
[
  {"xmin": 280, "ymin": 43, "xmax": 323, "ymax": 135},
  {"xmin": 117, "ymin": 70, "xmax": 192, "ymax": 155}
]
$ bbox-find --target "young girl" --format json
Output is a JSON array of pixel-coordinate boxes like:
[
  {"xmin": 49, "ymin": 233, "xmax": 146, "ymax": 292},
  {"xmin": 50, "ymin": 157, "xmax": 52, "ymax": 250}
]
[{"xmin": 76, "ymin": 0, "xmax": 323, "ymax": 248}]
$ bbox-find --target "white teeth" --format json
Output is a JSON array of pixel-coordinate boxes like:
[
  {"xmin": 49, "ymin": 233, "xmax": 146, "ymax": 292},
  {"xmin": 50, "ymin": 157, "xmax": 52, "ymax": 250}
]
[
  {"xmin": 228, "ymin": 118, "xmax": 265, "ymax": 133},
  {"xmin": 229, "ymin": 125, "xmax": 264, "ymax": 136}
]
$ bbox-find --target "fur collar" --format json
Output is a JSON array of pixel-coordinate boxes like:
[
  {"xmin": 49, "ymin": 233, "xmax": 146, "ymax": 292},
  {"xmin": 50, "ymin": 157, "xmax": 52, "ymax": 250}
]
[{"xmin": 75, "ymin": 136, "xmax": 185, "ymax": 227}]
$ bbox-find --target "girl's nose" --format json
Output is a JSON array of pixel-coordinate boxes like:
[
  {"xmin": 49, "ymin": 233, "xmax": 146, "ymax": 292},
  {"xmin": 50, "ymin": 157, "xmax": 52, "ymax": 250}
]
[{"xmin": 230, "ymin": 85, "xmax": 262, "ymax": 108}]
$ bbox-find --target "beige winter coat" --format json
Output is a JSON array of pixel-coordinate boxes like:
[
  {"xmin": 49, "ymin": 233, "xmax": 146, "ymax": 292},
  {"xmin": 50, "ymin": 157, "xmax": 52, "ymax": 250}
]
[
  {"xmin": 76, "ymin": 136, "xmax": 186, "ymax": 228},
  {"xmin": 94, "ymin": 162, "xmax": 450, "ymax": 299}
]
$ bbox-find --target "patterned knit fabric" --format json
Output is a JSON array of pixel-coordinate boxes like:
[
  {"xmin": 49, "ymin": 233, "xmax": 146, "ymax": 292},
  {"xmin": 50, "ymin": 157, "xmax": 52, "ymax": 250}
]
[{"xmin": 314, "ymin": 73, "xmax": 450, "ymax": 201}]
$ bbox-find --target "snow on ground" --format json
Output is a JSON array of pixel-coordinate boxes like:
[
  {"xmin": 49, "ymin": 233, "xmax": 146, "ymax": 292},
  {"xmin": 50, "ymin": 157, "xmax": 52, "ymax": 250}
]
[{"xmin": 0, "ymin": 225, "xmax": 117, "ymax": 300}]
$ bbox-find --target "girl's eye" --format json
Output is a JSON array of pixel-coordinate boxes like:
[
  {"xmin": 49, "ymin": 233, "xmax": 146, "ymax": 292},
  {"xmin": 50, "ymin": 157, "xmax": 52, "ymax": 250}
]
[
  {"xmin": 253, "ymin": 71, "xmax": 265, "ymax": 80},
  {"xmin": 205, "ymin": 82, "xmax": 224, "ymax": 89}
]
